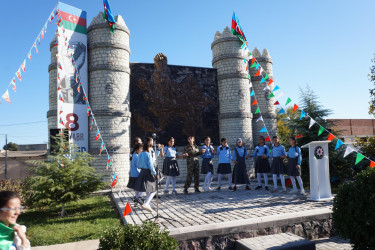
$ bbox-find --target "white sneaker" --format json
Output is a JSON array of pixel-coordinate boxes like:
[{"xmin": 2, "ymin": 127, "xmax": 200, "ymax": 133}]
[
  {"xmin": 281, "ymin": 188, "xmax": 287, "ymax": 193},
  {"xmin": 300, "ymin": 189, "xmax": 306, "ymax": 195},
  {"xmin": 141, "ymin": 204, "xmax": 154, "ymax": 213},
  {"xmin": 289, "ymin": 189, "xmax": 299, "ymax": 194}
]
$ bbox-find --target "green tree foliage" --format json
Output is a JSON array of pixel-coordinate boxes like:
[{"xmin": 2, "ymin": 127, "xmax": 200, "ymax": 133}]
[
  {"xmin": 368, "ymin": 54, "xmax": 375, "ymax": 116},
  {"xmin": 3, "ymin": 142, "xmax": 19, "ymax": 151},
  {"xmin": 28, "ymin": 135, "xmax": 104, "ymax": 216},
  {"xmin": 333, "ymin": 168, "xmax": 375, "ymax": 249},
  {"xmin": 99, "ymin": 222, "xmax": 179, "ymax": 250},
  {"xmin": 277, "ymin": 86, "xmax": 354, "ymax": 186}
]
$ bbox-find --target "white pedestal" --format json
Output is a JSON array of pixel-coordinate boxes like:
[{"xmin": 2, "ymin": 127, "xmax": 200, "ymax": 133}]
[{"xmin": 301, "ymin": 141, "xmax": 333, "ymax": 201}]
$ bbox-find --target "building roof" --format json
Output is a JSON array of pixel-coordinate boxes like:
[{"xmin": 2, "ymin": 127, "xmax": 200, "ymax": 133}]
[
  {"xmin": 328, "ymin": 119, "xmax": 375, "ymax": 136},
  {"xmin": 0, "ymin": 150, "xmax": 47, "ymax": 159}
]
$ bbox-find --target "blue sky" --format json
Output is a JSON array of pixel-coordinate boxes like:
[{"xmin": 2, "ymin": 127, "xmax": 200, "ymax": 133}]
[{"xmin": 0, "ymin": 0, "xmax": 374, "ymax": 147}]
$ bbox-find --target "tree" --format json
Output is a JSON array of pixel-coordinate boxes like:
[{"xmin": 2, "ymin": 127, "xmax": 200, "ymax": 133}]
[
  {"xmin": 3, "ymin": 142, "xmax": 18, "ymax": 151},
  {"xmin": 28, "ymin": 135, "xmax": 104, "ymax": 216},
  {"xmin": 277, "ymin": 86, "xmax": 354, "ymax": 186},
  {"xmin": 368, "ymin": 54, "xmax": 375, "ymax": 116},
  {"xmin": 333, "ymin": 168, "xmax": 375, "ymax": 249}
]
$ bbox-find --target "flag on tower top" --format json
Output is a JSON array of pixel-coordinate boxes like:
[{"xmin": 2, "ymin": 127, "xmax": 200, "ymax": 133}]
[
  {"xmin": 231, "ymin": 12, "xmax": 247, "ymax": 44},
  {"xmin": 103, "ymin": 0, "xmax": 116, "ymax": 33}
]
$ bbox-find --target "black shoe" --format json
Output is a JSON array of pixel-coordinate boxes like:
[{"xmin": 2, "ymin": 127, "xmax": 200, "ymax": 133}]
[
  {"xmin": 216, "ymin": 187, "xmax": 221, "ymax": 191},
  {"xmin": 229, "ymin": 186, "xmax": 233, "ymax": 190},
  {"xmin": 195, "ymin": 188, "xmax": 201, "ymax": 193},
  {"xmin": 265, "ymin": 186, "xmax": 269, "ymax": 191},
  {"xmin": 184, "ymin": 189, "xmax": 188, "ymax": 194},
  {"xmin": 255, "ymin": 186, "xmax": 262, "ymax": 190},
  {"xmin": 135, "ymin": 197, "xmax": 144, "ymax": 205}
]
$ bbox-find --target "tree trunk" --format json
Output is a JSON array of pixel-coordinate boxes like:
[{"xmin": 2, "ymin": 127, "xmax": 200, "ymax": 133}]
[{"xmin": 61, "ymin": 203, "xmax": 66, "ymax": 217}]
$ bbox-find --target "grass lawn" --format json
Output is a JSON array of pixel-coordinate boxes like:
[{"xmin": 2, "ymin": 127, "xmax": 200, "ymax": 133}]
[{"xmin": 18, "ymin": 195, "xmax": 121, "ymax": 246}]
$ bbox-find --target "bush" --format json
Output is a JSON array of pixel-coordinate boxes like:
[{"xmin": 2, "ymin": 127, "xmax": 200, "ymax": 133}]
[
  {"xmin": 98, "ymin": 222, "xmax": 179, "ymax": 250},
  {"xmin": 332, "ymin": 168, "xmax": 375, "ymax": 249},
  {"xmin": 0, "ymin": 179, "xmax": 32, "ymax": 206}
]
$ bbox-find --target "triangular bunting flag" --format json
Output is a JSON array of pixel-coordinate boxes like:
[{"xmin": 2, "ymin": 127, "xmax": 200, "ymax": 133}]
[
  {"xmin": 370, "ymin": 161, "xmax": 375, "ymax": 168},
  {"xmin": 355, "ymin": 153, "xmax": 365, "ymax": 165},
  {"xmin": 260, "ymin": 77, "xmax": 265, "ymax": 84},
  {"xmin": 2, "ymin": 90, "xmax": 11, "ymax": 104},
  {"xmin": 255, "ymin": 62, "xmax": 260, "ymax": 69},
  {"xmin": 278, "ymin": 108, "xmax": 286, "ymax": 114},
  {"xmin": 343, "ymin": 145, "xmax": 355, "ymax": 157},
  {"xmin": 252, "ymin": 99, "xmax": 257, "ymax": 106},
  {"xmin": 264, "ymin": 74, "xmax": 269, "ymax": 80},
  {"xmin": 15, "ymin": 69, "xmax": 22, "ymax": 82},
  {"xmin": 21, "ymin": 60, "xmax": 26, "ymax": 72},
  {"xmin": 95, "ymin": 130, "xmax": 101, "ymax": 141},
  {"xmin": 318, "ymin": 126, "xmax": 325, "ymax": 136},
  {"xmin": 277, "ymin": 91, "xmax": 285, "ymax": 99},
  {"xmin": 254, "ymin": 107, "xmax": 260, "ymax": 114},
  {"xmin": 300, "ymin": 110, "xmax": 306, "ymax": 120},
  {"xmin": 27, "ymin": 52, "xmax": 32, "ymax": 62},
  {"xmin": 251, "ymin": 57, "xmax": 255, "ymax": 64},
  {"xmin": 267, "ymin": 92, "xmax": 275, "ymax": 98},
  {"xmin": 11, "ymin": 78, "xmax": 16, "ymax": 92},
  {"xmin": 250, "ymin": 62, "xmax": 257, "ymax": 68},
  {"xmin": 285, "ymin": 97, "xmax": 292, "ymax": 106},
  {"xmin": 309, "ymin": 118, "xmax": 316, "ymax": 128},
  {"xmin": 112, "ymin": 173, "xmax": 118, "ymax": 188},
  {"xmin": 335, "ymin": 139, "xmax": 344, "ymax": 150},
  {"xmin": 250, "ymin": 90, "xmax": 254, "ymax": 97},
  {"xmin": 123, "ymin": 201, "xmax": 132, "ymax": 217},
  {"xmin": 107, "ymin": 156, "xmax": 112, "ymax": 170},
  {"xmin": 264, "ymin": 85, "xmax": 270, "ymax": 91},
  {"xmin": 59, "ymin": 117, "xmax": 64, "ymax": 126},
  {"xmin": 256, "ymin": 116, "xmax": 263, "ymax": 122},
  {"xmin": 296, "ymin": 134, "xmax": 303, "ymax": 139},
  {"xmin": 265, "ymin": 136, "xmax": 271, "ymax": 142},
  {"xmin": 327, "ymin": 133, "xmax": 335, "ymax": 141},
  {"xmin": 267, "ymin": 79, "xmax": 274, "ymax": 86},
  {"xmin": 273, "ymin": 85, "xmax": 280, "ymax": 92},
  {"xmin": 99, "ymin": 141, "xmax": 106, "ymax": 155},
  {"xmin": 292, "ymin": 104, "xmax": 298, "ymax": 113},
  {"xmin": 274, "ymin": 101, "xmax": 280, "ymax": 105},
  {"xmin": 259, "ymin": 127, "xmax": 267, "ymax": 133},
  {"xmin": 254, "ymin": 70, "xmax": 261, "ymax": 77},
  {"xmin": 33, "ymin": 43, "xmax": 38, "ymax": 54},
  {"xmin": 90, "ymin": 118, "xmax": 95, "ymax": 130}
]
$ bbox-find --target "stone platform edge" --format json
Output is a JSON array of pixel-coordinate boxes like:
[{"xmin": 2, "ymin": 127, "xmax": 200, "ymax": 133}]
[{"xmin": 168, "ymin": 208, "xmax": 332, "ymax": 241}]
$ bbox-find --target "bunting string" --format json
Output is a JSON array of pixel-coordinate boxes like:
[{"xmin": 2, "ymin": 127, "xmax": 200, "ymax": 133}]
[
  {"xmin": 0, "ymin": 6, "xmax": 57, "ymax": 104},
  {"xmin": 233, "ymin": 12, "xmax": 374, "ymax": 168}
]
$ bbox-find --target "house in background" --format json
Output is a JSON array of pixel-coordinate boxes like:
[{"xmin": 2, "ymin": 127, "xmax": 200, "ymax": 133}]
[
  {"xmin": 328, "ymin": 119, "xmax": 375, "ymax": 144},
  {"xmin": 0, "ymin": 150, "xmax": 47, "ymax": 180}
]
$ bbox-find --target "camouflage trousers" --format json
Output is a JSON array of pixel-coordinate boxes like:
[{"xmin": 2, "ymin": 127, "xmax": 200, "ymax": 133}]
[{"xmin": 184, "ymin": 159, "xmax": 200, "ymax": 189}]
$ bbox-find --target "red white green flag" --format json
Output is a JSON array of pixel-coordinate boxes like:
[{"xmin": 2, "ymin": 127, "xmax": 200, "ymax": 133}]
[
  {"xmin": 231, "ymin": 12, "xmax": 247, "ymax": 44},
  {"xmin": 11, "ymin": 78, "xmax": 16, "ymax": 92},
  {"xmin": 15, "ymin": 68, "xmax": 22, "ymax": 82},
  {"xmin": 21, "ymin": 60, "xmax": 26, "ymax": 72},
  {"xmin": 2, "ymin": 90, "xmax": 11, "ymax": 103}
]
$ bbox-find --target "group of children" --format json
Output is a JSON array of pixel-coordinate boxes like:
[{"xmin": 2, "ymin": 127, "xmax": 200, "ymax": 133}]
[{"xmin": 127, "ymin": 135, "xmax": 305, "ymax": 213}]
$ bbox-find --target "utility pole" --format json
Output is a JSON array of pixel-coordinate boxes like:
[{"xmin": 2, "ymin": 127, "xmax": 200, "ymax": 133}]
[{"xmin": 4, "ymin": 134, "xmax": 7, "ymax": 180}]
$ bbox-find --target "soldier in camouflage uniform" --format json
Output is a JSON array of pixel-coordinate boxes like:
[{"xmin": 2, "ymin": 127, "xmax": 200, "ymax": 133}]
[{"xmin": 183, "ymin": 136, "xmax": 204, "ymax": 194}]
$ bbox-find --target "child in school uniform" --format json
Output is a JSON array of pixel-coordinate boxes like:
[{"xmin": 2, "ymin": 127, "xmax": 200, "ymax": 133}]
[
  {"xmin": 200, "ymin": 136, "xmax": 216, "ymax": 192},
  {"xmin": 286, "ymin": 136, "xmax": 305, "ymax": 195},
  {"xmin": 231, "ymin": 138, "xmax": 251, "ymax": 191},
  {"xmin": 160, "ymin": 137, "xmax": 186, "ymax": 195},
  {"xmin": 251, "ymin": 136, "xmax": 271, "ymax": 191},
  {"xmin": 270, "ymin": 136, "xmax": 287, "ymax": 193},
  {"xmin": 127, "ymin": 143, "xmax": 144, "ymax": 204},
  {"xmin": 134, "ymin": 137, "xmax": 159, "ymax": 213},
  {"xmin": 216, "ymin": 138, "xmax": 232, "ymax": 190}
]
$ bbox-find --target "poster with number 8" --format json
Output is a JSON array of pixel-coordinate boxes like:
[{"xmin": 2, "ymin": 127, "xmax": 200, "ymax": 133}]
[{"xmin": 56, "ymin": 3, "xmax": 88, "ymax": 153}]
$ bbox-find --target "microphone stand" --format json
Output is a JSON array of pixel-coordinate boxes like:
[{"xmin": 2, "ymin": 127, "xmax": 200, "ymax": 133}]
[{"xmin": 147, "ymin": 135, "xmax": 177, "ymax": 224}]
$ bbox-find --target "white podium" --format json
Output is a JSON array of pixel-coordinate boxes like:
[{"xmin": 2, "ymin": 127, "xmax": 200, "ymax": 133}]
[{"xmin": 301, "ymin": 141, "xmax": 333, "ymax": 201}]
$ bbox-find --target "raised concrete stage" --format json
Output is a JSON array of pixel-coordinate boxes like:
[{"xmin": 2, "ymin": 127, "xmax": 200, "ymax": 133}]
[{"xmin": 112, "ymin": 181, "xmax": 338, "ymax": 248}]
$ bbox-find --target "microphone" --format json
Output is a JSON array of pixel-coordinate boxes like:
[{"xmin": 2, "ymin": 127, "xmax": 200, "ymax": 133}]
[{"xmin": 152, "ymin": 133, "xmax": 157, "ymax": 139}]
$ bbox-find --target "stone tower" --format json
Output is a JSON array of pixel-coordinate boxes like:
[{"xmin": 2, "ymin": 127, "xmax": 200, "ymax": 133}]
[
  {"xmin": 211, "ymin": 27, "xmax": 253, "ymax": 147},
  {"xmin": 249, "ymin": 48, "xmax": 277, "ymax": 144},
  {"xmin": 47, "ymin": 36, "xmax": 58, "ymax": 147},
  {"xmin": 86, "ymin": 13, "xmax": 131, "ymax": 185}
]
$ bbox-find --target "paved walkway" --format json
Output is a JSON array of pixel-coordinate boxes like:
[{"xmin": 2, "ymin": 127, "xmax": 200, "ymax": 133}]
[
  {"xmin": 31, "ymin": 239, "xmax": 99, "ymax": 250},
  {"xmin": 314, "ymin": 237, "xmax": 351, "ymax": 249}
]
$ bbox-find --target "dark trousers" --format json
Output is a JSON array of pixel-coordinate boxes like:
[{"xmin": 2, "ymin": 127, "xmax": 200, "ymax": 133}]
[{"xmin": 184, "ymin": 159, "xmax": 200, "ymax": 189}]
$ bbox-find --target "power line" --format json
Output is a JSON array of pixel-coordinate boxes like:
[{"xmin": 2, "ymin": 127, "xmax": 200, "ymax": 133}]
[{"xmin": 0, "ymin": 121, "xmax": 47, "ymax": 127}]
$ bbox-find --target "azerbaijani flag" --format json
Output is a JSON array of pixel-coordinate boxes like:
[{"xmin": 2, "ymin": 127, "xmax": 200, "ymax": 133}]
[
  {"xmin": 112, "ymin": 173, "xmax": 118, "ymax": 188},
  {"xmin": 103, "ymin": 0, "xmax": 116, "ymax": 33},
  {"xmin": 57, "ymin": 2, "xmax": 87, "ymax": 34},
  {"xmin": 231, "ymin": 12, "xmax": 247, "ymax": 44}
]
